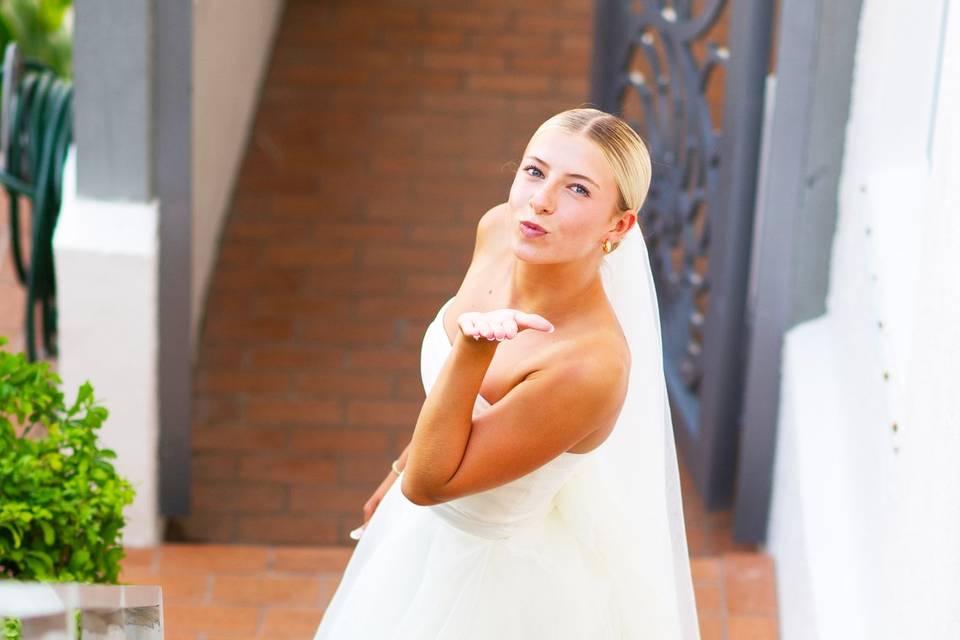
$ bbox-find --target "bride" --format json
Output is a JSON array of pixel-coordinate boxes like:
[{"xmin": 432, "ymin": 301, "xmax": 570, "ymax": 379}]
[{"xmin": 314, "ymin": 107, "xmax": 700, "ymax": 639}]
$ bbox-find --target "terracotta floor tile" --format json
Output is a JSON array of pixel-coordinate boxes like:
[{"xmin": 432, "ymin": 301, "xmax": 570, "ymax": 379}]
[
  {"xmin": 120, "ymin": 568, "xmax": 208, "ymax": 604},
  {"xmin": 122, "ymin": 541, "xmax": 779, "ymax": 637},
  {"xmin": 698, "ymin": 613, "xmax": 727, "ymax": 640},
  {"xmin": 727, "ymin": 614, "xmax": 780, "ymax": 639},
  {"xmin": 122, "ymin": 547, "xmax": 158, "ymax": 570},
  {"xmin": 691, "ymin": 556, "xmax": 724, "ymax": 585},
  {"xmin": 212, "ymin": 574, "xmax": 323, "ymax": 606},
  {"xmin": 271, "ymin": 546, "xmax": 353, "ymax": 574},
  {"xmin": 159, "ymin": 543, "xmax": 271, "ymax": 573},
  {"xmin": 725, "ymin": 552, "xmax": 779, "ymax": 616},
  {"xmin": 693, "ymin": 583, "xmax": 724, "ymax": 616},
  {"xmin": 259, "ymin": 606, "xmax": 326, "ymax": 638},
  {"xmin": 162, "ymin": 604, "xmax": 260, "ymax": 635}
]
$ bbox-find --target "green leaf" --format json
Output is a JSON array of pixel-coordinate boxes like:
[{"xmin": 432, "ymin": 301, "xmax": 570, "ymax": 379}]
[{"xmin": 38, "ymin": 519, "xmax": 55, "ymax": 545}]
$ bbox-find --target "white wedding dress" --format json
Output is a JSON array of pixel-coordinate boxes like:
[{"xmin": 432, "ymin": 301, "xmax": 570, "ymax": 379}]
[{"xmin": 314, "ymin": 229, "xmax": 700, "ymax": 639}]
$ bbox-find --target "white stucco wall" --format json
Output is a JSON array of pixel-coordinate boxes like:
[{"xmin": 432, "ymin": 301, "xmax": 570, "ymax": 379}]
[
  {"xmin": 769, "ymin": 1, "xmax": 960, "ymax": 637},
  {"xmin": 191, "ymin": 0, "xmax": 285, "ymax": 346},
  {"xmin": 53, "ymin": 149, "xmax": 162, "ymax": 546}
]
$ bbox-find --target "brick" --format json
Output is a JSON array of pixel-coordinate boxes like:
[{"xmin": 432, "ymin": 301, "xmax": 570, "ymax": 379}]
[
  {"xmin": 347, "ymin": 400, "xmax": 422, "ymax": 427},
  {"xmin": 345, "ymin": 347, "xmax": 420, "ymax": 372},
  {"xmin": 262, "ymin": 243, "xmax": 356, "ymax": 268},
  {"xmin": 394, "ymin": 375, "xmax": 428, "ymax": 400},
  {"xmin": 421, "ymin": 50, "xmax": 507, "ymax": 72},
  {"xmin": 300, "ymin": 269, "xmax": 405, "ymax": 295},
  {"xmin": 193, "ymin": 426, "xmax": 288, "ymax": 451},
  {"xmin": 354, "ymin": 295, "xmax": 449, "ymax": 320},
  {"xmin": 192, "ymin": 454, "xmax": 238, "ymax": 481},
  {"xmin": 193, "ymin": 371, "xmax": 290, "ymax": 394},
  {"xmin": 237, "ymin": 455, "xmax": 337, "ymax": 483},
  {"xmin": 208, "ymin": 267, "xmax": 301, "ymax": 293},
  {"xmin": 236, "ymin": 515, "xmax": 339, "ymax": 545},
  {"xmin": 289, "ymin": 486, "xmax": 375, "ymax": 513},
  {"xmin": 300, "ymin": 319, "xmax": 394, "ymax": 345},
  {"xmin": 246, "ymin": 399, "xmax": 343, "ymax": 426},
  {"xmin": 203, "ymin": 317, "xmax": 297, "ymax": 343},
  {"xmin": 165, "ymin": 514, "xmax": 237, "ymax": 544},
  {"xmin": 381, "ymin": 28, "xmax": 464, "ymax": 49},
  {"xmin": 294, "ymin": 371, "xmax": 394, "ymax": 397},
  {"xmin": 406, "ymin": 223, "xmax": 476, "ymax": 246},
  {"xmin": 289, "ymin": 427, "xmax": 390, "ymax": 453},
  {"xmin": 247, "ymin": 346, "xmax": 343, "ymax": 369},
  {"xmin": 404, "ymin": 272, "xmax": 464, "ymax": 294},
  {"xmin": 338, "ymin": 455, "xmax": 398, "ymax": 486},
  {"xmin": 425, "ymin": 9, "xmax": 510, "ymax": 30},
  {"xmin": 247, "ymin": 293, "xmax": 353, "ymax": 318},
  {"xmin": 192, "ymin": 482, "xmax": 287, "ymax": 513}
]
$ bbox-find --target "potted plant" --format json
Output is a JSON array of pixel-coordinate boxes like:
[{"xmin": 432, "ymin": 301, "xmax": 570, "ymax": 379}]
[{"xmin": 0, "ymin": 337, "xmax": 135, "ymax": 637}]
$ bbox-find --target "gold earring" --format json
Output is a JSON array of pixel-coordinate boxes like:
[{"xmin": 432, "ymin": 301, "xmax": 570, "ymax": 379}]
[{"xmin": 602, "ymin": 239, "xmax": 612, "ymax": 254}]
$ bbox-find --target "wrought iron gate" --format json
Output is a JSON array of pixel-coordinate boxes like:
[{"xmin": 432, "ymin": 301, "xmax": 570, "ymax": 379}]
[{"xmin": 590, "ymin": 0, "xmax": 775, "ymax": 524}]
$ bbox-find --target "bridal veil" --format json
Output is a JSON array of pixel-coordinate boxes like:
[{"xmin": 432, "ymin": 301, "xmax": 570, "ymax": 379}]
[{"xmin": 552, "ymin": 222, "xmax": 700, "ymax": 638}]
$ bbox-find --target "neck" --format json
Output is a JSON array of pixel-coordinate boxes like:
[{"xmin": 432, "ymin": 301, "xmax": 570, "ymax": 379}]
[{"xmin": 507, "ymin": 253, "xmax": 605, "ymax": 320}]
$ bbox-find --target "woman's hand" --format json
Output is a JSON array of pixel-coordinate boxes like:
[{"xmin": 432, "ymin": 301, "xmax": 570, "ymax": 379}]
[
  {"xmin": 351, "ymin": 469, "xmax": 399, "ymax": 540},
  {"xmin": 456, "ymin": 308, "xmax": 555, "ymax": 342}
]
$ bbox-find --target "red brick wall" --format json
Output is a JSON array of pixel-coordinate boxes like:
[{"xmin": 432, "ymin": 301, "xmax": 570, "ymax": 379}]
[{"xmin": 173, "ymin": 0, "xmax": 594, "ymax": 545}]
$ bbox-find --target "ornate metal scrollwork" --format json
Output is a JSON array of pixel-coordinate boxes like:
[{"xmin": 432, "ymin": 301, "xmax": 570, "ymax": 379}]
[{"xmin": 610, "ymin": 0, "xmax": 730, "ymax": 394}]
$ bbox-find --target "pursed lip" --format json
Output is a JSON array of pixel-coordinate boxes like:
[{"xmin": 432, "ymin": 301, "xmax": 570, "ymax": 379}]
[{"xmin": 520, "ymin": 220, "xmax": 548, "ymax": 233}]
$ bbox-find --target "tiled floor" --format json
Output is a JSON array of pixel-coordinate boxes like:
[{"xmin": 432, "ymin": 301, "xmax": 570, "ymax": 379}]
[
  {"xmin": 121, "ymin": 542, "xmax": 778, "ymax": 639},
  {"xmin": 124, "ymin": 459, "xmax": 777, "ymax": 640}
]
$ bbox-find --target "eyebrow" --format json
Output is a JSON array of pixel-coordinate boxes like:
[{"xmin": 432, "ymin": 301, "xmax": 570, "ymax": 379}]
[{"xmin": 524, "ymin": 155, "xmax": 601, "ymax": 190}]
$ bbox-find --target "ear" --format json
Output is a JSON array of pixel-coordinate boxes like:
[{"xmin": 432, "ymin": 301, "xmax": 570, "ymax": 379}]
[{"xmin": 612, "ymin": 209, "xmax": 638, "ymax": 236}]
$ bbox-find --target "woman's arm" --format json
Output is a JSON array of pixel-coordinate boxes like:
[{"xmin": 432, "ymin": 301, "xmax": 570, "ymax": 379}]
[{"xmin": 401, "ymin": 333, "xmax": 499, "ymax": 505}]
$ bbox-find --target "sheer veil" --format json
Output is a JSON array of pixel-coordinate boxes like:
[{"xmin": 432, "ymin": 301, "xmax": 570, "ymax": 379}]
[{"xmin": 552, "ymin": 222, "xmax": 700, "ymax": 638}]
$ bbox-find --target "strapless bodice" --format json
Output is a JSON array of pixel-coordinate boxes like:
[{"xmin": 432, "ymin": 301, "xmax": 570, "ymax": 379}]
[{"xmin": 416, "ymin": 296, "xmax": 597, "ymax": 539}]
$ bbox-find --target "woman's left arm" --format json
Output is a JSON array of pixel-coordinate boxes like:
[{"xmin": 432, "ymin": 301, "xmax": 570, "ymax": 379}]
[{"xmin": 401, "ymin": 334, "xmax": 499, "ymax": 505}]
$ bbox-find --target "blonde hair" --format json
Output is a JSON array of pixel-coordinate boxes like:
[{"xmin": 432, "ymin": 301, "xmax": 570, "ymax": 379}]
[{"xmin": 527, "ymin": 107, "xmax": 652, "ymax": 251}]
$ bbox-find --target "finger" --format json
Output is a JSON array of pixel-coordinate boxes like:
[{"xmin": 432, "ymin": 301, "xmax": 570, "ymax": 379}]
[
  {"xmin": 503, "ymin": 317, "xmax": 519, "ymax": 340},
  {"xmin": 476, "ymin": 319, "xmax": 494, "ymax": 340},
  {"xmin": 514, "ymin": 312, "xmax": 555, "ymax": 333},
  {"xmin": 458, "ymin": 317, "xmax": 479, "ymax": 340},
  {"xmin": 493, "ymin": 321, "xmax": 507, "ymax": 340}
]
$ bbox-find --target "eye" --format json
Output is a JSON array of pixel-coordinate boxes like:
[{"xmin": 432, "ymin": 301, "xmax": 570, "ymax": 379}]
[
  {"xmin": 522, "ymin": 164, "xmax": 544, "ymax": 178},
  {"xmin": 571, "ymin": 183, "xmax": 590, "ymax": 197}
]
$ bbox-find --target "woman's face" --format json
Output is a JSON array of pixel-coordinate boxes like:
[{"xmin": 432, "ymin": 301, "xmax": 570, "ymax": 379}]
[{"xmin": 507, "ymin": 126, "xmax": 634, "ymax": 264}]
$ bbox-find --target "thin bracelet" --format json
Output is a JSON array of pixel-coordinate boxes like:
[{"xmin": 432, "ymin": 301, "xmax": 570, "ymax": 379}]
[{"xmin": 391, "ymin": 459, "xmax": 403, "ymax": 475}]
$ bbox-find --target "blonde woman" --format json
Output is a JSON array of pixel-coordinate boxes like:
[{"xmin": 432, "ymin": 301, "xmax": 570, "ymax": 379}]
[{"xmin": 314, "ymin": 107, "xmax": 699, "ymax": 639}]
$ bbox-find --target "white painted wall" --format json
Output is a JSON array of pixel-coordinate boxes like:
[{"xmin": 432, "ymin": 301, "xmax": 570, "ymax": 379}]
[
  {"xmin": 768, "ymin": 1, "xmax": 960, "ymax": 637},
  {"xmin": 53, "ymin": 149, "xmax": 162, "ymax": 546},
  {"xmin": 48, "ymin": 2, "xmax": 284, "ymax": 545},
  {"xmin": 191, "ymin": 0, "xmax": 285, "ymax": 347}
]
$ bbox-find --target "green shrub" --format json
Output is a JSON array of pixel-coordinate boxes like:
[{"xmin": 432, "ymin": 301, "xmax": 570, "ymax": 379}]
[
  {"xmin": 0, "ymin": 336, "xmax": 135, "ymax": 584},
  {"xmin": 0, "ymin": 0, "xmax": 73, "ymax": 78}
]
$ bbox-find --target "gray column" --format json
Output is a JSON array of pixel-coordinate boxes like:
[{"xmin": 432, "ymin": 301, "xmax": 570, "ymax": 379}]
[
  {"xmin": 734, "ymin": 0, "xmax": 863, "ymax": 543},
  {"xmin": 73, "ymin": 0, "xmax": 153, "ymax": 200}
]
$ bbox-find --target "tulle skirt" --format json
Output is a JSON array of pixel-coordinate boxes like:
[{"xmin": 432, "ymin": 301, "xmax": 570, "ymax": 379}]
[{"xmin": 313, "ymin": 475, "xmax": 621, "ymax": 639}]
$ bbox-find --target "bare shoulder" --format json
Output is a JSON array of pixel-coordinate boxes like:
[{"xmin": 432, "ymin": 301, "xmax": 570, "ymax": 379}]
[
  {"xmin": 535, "ymin": 318, "xmax": 631, "ymax": 418},
  {"xmin": 472, "ymin": 202, "xmax": 509, "ymax": 260}
]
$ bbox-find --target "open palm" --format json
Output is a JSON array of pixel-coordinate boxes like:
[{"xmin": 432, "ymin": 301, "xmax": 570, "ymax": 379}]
[{"xmin": 456, "ymin": 308, "xmax": 555, "ymax": 342}]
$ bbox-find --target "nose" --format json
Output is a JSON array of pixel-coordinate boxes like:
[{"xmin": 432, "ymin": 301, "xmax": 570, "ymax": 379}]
[{"xmin": 529, "ymin": 182, "xmax": 555, "ymax": 214}]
